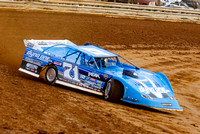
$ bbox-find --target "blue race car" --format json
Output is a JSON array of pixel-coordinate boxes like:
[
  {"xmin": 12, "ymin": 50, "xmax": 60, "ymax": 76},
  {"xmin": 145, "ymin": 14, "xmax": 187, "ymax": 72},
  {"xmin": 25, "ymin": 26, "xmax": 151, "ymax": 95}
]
[{"xmin": 19, "ymin": 39, "xmax": 182, "ymax": 111}]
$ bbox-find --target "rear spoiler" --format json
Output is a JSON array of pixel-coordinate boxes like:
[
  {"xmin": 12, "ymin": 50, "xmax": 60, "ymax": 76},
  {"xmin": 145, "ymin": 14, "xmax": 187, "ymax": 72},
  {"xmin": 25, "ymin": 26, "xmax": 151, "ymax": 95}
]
[{"xmin": 24, "ymin": 39, "xmax": 77, "ymax": 51}]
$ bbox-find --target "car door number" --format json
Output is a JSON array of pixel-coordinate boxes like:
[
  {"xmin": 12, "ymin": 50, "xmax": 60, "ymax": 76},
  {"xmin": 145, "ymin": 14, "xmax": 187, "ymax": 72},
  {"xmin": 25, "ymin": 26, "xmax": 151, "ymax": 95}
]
[{"xmin": 63, "ymin": 62, "xmax": 80, "ymax": 82}]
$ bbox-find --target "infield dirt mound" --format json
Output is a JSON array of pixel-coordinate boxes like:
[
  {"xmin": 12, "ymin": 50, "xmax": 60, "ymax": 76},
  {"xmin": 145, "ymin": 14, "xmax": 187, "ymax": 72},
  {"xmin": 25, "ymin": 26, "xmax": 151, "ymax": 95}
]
[{"xmin": 0, "ymin": 9, "xmax": 200, "ymax": 133}]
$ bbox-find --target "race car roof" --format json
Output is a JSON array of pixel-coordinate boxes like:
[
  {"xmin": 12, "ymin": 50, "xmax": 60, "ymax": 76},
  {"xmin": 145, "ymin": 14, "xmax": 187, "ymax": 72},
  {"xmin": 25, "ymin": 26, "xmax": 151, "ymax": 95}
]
[
  {"xmin": 24, "ymin": 39, "xmax": 117, "ymax": 58},
  {"xmin": 76, "ymin": 45, "xmax": 118, "ymax": 58},
  {"xmin": 24, "ymin": 39, "xmax": 76, "ymax": 47}
]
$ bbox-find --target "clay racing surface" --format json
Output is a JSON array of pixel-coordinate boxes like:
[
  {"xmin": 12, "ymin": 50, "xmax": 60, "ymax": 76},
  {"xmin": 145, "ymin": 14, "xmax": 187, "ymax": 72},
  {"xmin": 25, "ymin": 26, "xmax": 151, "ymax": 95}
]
[{"xmin": 0, "ymin": 9, "xmax": 200, "ymax": 133}]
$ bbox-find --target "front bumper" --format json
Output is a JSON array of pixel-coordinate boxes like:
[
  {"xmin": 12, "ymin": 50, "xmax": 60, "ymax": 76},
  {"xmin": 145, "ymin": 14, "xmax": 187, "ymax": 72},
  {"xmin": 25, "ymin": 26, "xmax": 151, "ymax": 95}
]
[{"xmin": 122, "ymin": 97, "xmax": 183, "ymax": 111}]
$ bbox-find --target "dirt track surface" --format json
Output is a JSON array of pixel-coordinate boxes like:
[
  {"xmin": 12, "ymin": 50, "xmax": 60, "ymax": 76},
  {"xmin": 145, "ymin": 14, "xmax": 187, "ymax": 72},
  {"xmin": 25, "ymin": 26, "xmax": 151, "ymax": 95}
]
[{"xmin": 0, "ymin": 9, "xmax": 200, "ymax": 133}]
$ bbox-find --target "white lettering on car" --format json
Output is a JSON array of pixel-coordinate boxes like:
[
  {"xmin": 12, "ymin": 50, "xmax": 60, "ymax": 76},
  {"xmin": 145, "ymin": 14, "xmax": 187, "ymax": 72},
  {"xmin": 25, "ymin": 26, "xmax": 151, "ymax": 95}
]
[
  {"xmin": 26, "ymin": 50, "xmax": 50, "ymax": 62},
  {"xmin": 136, "ymin": 79, "xmax": 170, "ymax": 98},
  {"xmin": 88, "ymin": 72, "xmax": 100, "ymax": 79}
]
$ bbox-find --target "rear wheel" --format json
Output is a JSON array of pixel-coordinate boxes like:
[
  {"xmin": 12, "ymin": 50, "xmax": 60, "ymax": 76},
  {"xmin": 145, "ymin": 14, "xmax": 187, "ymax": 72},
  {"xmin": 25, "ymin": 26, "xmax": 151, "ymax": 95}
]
[
  {"xmin": 40, "ymin": 65, "xmax": 57, "ymax": 85},
  {"xmin": 104, "ymin": 79, "xmax": 124, "ymax": 102}
]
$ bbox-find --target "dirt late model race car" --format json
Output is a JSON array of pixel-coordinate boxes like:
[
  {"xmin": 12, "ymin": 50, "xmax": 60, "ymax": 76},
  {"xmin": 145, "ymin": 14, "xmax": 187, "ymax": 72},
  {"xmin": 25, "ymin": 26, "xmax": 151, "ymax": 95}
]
[{"xmin": 19, "ymin": 39, "xmax": 182, "ymax": 111}]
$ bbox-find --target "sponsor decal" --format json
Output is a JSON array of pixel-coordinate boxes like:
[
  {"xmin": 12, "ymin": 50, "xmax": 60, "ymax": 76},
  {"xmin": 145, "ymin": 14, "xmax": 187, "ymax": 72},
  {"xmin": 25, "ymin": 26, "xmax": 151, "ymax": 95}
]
[
  {"xmin": 76, "ymin": 83, "xmax": 79, "ymax": 86},
  {"xmin": 97, "ymin": 80, "xmax": 103, "ymax": 84},
  {"xmin": 63, "ymin": 79, "xmax": 68, "ymax": 82},
  {"xmin": 25, "ymin": 57, "xmax": 42, "ymax": 66},
  {"xmin": 71, "ymin": 81, "xmax": 76, "ymax": 85},
  {"xmin": 92, "ymin": 82, "xmax": 96, "ymax": 85},
  {"xmin": 80, "ymin": 74, "xmax": 86, "ymax": 80},
  {"xmin": 137, "ymin": 77, "xmax": 169, "ymax": 98},
  {"xmin": 79, "ymin": 83, "xmax": 83, "ymax": 87},
  {"xmin": 82, "ymin": 84, "xmax": 89, "ymax": 88},
  {"xmin": 90, "ymin": 78, "xmax": 96, "ymax": 82},
  {"xmin": 37, "ymin": 41, "xmax": 48, "ymax": 45},
  {"xmin": 26, "ymin": 50, "xmax": 50, "ymax": 62},
  {"xmin": 161, "ymin": 103, "xmax": 172, "ymax": 107},
  {"xmin": 85, "ymin": 81, "xmax": 93, "ymax": 86},
  {"xmin": 54, "ymin": 61, "xmax": 62, "ymax": 66},
  {"xmin": 25, "ymin": 63, "xmax": 38, "ymax": 73},
  {"xmin": 26, "ymin": 63, "xmax": 38, "ymax": 70},
  {"xmin": 139, "ymin": 86, "xmax": 170, "ymax": 98},
  {"xmin": 94, "ymin": 88, "xmax": 98, "ymax": 91},
  {"xmin": 84, "ymin": 82, "xmax": 91, "ymax": 86},
  {"xmin": 88, "ymin": 72, "xmax": 100, "ymax": 79},
  {"xmin": 97, "ymin": 84, "xmax": 101, "ymax": 86},
  {"xmin": 36, "ymin": 41, "xmax": 67, "ymax": 46},
  {"xmin": 89, "ymin": 87, "xmax": 94, "ymax": 90},
  {"xmin": 94, "ymin": 85, "xmax": 101, "ymax": 89}
]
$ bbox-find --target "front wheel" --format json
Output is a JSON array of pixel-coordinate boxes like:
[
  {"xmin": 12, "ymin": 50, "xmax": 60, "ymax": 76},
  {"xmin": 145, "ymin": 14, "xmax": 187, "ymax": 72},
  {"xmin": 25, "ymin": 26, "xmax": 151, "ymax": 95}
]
[{"xmin": 104, "ymin": 79, "xmax": 124, "ymax": 102}]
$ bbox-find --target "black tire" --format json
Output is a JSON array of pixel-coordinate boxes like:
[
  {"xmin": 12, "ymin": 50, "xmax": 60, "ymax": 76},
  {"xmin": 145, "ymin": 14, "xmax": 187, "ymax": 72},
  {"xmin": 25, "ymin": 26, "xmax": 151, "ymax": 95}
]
[
  {"xmin": 44, "ymin": 66, "xmax": 57, "ymax": 85},
  {"xmin": 104, "ymin": 79, "xmax": 124, "ymax": 102}
]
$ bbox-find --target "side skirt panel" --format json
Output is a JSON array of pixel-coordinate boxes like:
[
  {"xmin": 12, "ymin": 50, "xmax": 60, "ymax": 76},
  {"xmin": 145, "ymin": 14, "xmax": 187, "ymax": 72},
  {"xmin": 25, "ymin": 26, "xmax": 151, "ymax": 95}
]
[
  {"xmin": 19, "ymin": 68, "xmax": 40, "ymax": 78},
  {"xmin": 56, "ymin": 80, "xmax": 103, "ymax": 96}
]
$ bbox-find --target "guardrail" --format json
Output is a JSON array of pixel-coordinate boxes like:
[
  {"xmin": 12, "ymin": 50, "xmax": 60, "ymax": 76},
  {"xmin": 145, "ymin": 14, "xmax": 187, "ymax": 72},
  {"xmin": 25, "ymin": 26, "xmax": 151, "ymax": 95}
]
[{"xmin": 0, "ymin": 0, "xmax": 200, "ymax": 23}]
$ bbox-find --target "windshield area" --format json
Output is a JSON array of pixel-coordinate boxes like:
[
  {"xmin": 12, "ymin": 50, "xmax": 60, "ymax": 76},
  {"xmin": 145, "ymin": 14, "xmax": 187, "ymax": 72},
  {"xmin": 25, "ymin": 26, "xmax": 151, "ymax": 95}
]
[
  {"xmin": 77, "ymin": 53, "xmax": 97, "ymax": 68},
  {"xmin": 94, "ymin": 57, "xmax": 119, "ymax": 70},
  {"xmin": 93, "ymin": 56, "xmax": 138, "ymax": 70},
  {"xmin": 95, "ymin": 57, "xmax": 118, "ymax": 67}
]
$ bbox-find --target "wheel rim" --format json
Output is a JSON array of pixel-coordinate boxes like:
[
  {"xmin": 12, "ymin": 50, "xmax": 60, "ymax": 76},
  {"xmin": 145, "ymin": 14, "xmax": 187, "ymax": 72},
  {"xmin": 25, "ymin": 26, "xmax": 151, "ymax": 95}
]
[
  {"xmin": 105, "ymin": 82, "xmax": 111, "ymax": 99},
  {"xmin": 46, "ymin": 68, "xmax": 56, "ymax": 82}
]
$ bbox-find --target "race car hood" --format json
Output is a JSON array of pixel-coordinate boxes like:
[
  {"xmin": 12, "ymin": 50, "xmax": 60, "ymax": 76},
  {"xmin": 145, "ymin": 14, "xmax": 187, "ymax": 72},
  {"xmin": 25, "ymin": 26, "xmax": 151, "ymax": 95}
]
[
  {"xmin": 102, "ymin": 66, "xmax": 182, "ymax": 110},
  {"xmin": 124, "ymin": 69, "xmax": 174, "ymax": 99},
  {"xmin": 103, "ymin": 66, "xmax": 173, "ymax": 97}
]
